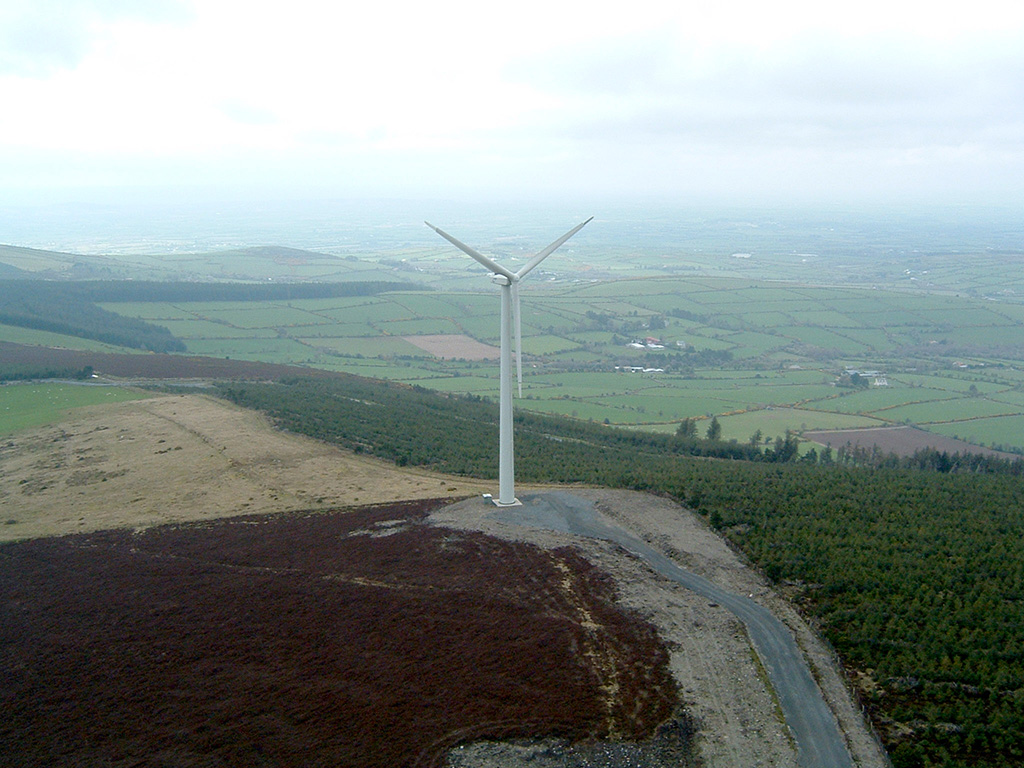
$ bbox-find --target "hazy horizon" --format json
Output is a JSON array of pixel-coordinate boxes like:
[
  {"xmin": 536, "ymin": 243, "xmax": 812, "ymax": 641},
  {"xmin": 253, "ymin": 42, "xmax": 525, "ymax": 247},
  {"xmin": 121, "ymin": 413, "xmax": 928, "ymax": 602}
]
[{"xmin": 2, "ymin": 195, "xmax": 1021, "ymax": 264}]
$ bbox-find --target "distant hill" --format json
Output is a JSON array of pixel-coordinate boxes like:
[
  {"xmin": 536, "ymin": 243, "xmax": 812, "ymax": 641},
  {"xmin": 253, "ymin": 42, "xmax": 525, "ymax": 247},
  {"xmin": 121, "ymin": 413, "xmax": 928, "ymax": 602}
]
[
  {"xmin": 0, "ymin": 244, "xmax": 127, "ymax": 279},
  {"xmin": 0, "ymin": 243, "xmax": 396, "ymax": 283},
  {"xmin": 65, "ymin": 279, "xmax": 425, "ymax": 302},
  {"xmin": 0, "ymin": 244, "xmax": 77, "ymax": 274},
  {"xmin": 0, "ymin": 281, "xmax": 186, "ymax": 353},
  {"xmin": 0, "ymin": 260, "xmax": 26, "ymax": 278},
  {"xmin": 210, "ymin": 245, "xmax": 341, "ymax": 262}
]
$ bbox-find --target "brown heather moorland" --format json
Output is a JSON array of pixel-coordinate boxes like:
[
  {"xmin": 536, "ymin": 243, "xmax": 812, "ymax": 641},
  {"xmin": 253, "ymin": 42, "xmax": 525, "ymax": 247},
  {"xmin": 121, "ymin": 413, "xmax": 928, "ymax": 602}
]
[{"xmin": 0, "ymin": 501, "xmax": 679, "ymax": 768}]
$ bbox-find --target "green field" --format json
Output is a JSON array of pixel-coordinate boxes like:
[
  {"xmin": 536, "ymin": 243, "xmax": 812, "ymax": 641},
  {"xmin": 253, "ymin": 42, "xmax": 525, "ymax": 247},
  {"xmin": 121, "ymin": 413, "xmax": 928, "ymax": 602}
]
[
  {"xmin": 0, "ymin": 323, "xmax": 143, "ymax": 353},
  {"xmin": 926, "ymin": 415, "xmax": 1024, "ymax": 452},
  {"xmin": 0, "ymin": 383, "xmax": 151, "ymax": 435},
  {"xmin": 63, "ymin": 271, "xmax": 1024, "ymax": 454}
]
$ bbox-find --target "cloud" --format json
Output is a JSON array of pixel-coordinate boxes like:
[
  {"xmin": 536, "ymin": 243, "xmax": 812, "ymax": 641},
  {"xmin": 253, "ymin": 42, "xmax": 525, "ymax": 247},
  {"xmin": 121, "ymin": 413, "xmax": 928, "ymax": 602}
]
[
  {"xmin": 505, "ymin": 27, "xmax": 1024, "ymax": 160},
  {"xmin": 0, "ymin": 0, "xmax": 192, "ymax": 77},
  {"xmin": 218, "ymin": 101, "xmax": 279, "ymax": 127},
  {"xmin": 1, "ymin": 0, "xmax": 1022, "ymax": 206}
]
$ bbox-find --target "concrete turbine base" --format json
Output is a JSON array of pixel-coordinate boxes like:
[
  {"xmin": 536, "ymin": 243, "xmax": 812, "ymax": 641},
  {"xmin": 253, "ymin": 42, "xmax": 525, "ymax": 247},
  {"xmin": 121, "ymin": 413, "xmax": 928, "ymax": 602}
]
[{"xmin": 482, "ymin": 493, "xmax": 523, "ymax": 507}]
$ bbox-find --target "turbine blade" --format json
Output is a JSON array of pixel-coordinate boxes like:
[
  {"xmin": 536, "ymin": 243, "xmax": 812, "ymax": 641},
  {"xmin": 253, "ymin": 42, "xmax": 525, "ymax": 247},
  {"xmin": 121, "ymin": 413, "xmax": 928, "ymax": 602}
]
[
  {"xmin": 425, "ymin": 221, "xmax": 517, "ymax": 281},
  {"xmin": 516, "ymin": 216, "xmax": 594, "ymax": 280},
  {"xmin": 512, "ymin": 281, "xmax": 523, "ymax": 397}
]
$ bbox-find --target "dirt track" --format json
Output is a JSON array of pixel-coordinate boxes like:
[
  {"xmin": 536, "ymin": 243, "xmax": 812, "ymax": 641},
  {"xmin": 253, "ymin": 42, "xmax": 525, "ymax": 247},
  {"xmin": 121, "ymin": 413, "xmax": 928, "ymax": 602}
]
[{"xmin": 1, "ymin": 393, "xmax": 887, "ymax": 767}]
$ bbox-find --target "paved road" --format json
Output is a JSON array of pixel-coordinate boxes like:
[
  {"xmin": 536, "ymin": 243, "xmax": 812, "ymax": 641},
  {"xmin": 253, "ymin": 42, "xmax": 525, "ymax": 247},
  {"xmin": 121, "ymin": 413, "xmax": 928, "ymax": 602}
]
[{"xmin": 501, "ymin": 491, "xmax": 855, "ymax": 768}]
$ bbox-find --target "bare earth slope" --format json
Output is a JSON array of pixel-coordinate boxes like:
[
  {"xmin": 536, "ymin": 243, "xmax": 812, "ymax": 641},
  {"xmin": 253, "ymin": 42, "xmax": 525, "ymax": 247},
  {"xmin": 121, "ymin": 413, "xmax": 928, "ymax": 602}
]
[
  {"xmin": 1, "ymin": 393, "xmax": 887, "ymax": 767},
  {"xmin": 0, "ymin": 393, "xmax": 492, "ymax": 542}
]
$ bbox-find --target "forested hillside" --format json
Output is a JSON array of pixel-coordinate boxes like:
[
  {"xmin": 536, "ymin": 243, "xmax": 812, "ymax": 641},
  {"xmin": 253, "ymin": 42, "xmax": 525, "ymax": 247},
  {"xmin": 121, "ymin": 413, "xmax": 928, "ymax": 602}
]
[
  {"xmin": 0, "ymin": 281, "xmax": 185, "ymax": 352},
  {"xmin": 0, "ymin": 280, "xmax": 422, "ymax": 354},
  {"xmin": 218, "ymin": 376, "xmax": 1024, "ymax": 768}
]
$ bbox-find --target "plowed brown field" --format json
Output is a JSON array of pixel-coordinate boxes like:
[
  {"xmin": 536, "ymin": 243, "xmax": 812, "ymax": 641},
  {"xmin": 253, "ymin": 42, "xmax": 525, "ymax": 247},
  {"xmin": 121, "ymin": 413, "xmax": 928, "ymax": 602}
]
[
  {"xmin": 804, "ymin": 425, "xmax": 1015, "ymax": 458},
  {"xmin": 401, "ymin": 334, "xmax": 500, "ymax": 360}
]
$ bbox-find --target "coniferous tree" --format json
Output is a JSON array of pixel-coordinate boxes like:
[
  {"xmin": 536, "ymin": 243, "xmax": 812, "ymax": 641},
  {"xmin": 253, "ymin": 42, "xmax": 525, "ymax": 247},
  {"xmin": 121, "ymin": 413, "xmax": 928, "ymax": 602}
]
[
  {"xmin": 706, "ymin": 416, "xmax": 721, "ymax": 441},
  {"xmin": 676, "ymin": 418, "xmax": 697, "ymax": 438}
]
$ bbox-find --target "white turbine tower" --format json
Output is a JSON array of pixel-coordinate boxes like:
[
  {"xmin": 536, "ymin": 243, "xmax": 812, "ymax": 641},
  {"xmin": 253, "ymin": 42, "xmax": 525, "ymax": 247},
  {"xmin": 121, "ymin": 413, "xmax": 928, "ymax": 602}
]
[{"xmin": 425, "ymin": 217, "xmax": 593, "ymax": 506}]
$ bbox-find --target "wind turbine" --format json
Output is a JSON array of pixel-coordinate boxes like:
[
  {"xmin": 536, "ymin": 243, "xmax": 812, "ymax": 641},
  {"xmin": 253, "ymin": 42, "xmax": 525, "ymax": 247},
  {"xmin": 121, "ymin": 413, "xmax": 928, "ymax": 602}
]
[{"xmin": 425, "ymin": 217, "xmax": 593, "ymax": 506}]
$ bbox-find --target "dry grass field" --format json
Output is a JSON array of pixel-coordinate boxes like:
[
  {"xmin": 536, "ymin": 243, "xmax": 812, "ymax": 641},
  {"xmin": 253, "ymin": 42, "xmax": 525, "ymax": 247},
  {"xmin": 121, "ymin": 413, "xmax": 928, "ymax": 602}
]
[{"xmin": 0, "ymin": 394, "xmax": 494, "ymax": 542}]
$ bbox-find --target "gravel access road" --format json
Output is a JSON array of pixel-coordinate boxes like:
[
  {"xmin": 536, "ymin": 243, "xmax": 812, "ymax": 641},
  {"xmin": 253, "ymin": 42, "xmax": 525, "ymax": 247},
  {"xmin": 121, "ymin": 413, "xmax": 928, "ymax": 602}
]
[{"xmin": 506, "ymin": 491, "xmax": 856, "ymax": 768}]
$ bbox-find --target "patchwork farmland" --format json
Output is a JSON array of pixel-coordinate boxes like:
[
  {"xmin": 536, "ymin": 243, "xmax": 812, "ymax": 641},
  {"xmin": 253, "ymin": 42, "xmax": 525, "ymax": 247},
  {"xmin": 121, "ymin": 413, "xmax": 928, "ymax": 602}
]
[{"xmin": 72, "ymin": 274, "xmax": 1024, "ymax": 454}]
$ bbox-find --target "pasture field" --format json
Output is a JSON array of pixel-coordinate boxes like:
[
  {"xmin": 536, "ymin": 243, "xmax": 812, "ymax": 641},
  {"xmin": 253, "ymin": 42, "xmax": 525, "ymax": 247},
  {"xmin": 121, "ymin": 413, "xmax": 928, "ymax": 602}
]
[
  {"xmin": 378, "ymin": 317, "xmax": 463, "ymax": 336},
  {"xmin": 414, "ymin": 374, "xmax": 498, "ymax": 394},
  {"xmin": 0, "ymin": 383, "xmax": 150, "ymax": 435},
  {"xmin": 807, "ymin": 385, "xmax": 943, "ymax": 414},
  {"xmin": 301, "ymin": 336, "xmax": 425, "ymax": 357},
  {"xmin": 991, "ymin": 389, "xmax": 1024, "ymax": 407},
  {"xmin": 156, "ymin": 319, "xmax": 264, "ymax": 339},
  {"xmin": 94, "ymin": 302, "xmax": 198, "ymax": 320},
  {"xmin": 713, "ymin": 408, "xmax": 885, "ymax": 442},
  {"xmin": 880, "ymin": 397, "xmax": 1017, "ymax": 424},
  {"xmin": 181, "ymin": 337, "xmax": 316, "ymax": 363},
  {"xmin": 523, "ymin": 334, "xmax": 583, "ymax": 355},
  {"xmin": 82, "ymin": 273, "xmax": 1024, "ymax": 453},
  {"xmin": 198, "ymin": 304, "xmax": 326, "ymax": 328},
  {"xmin": 0, "ymin": 323, "xmax": 138, "ymax": 353},
  {"xmin": 926, "ymin": 415, "xmax": 1024, "ymax": 452},
  {"xmin": 516, "ymin": 398, "xmax": 626, "ymax": 422}
]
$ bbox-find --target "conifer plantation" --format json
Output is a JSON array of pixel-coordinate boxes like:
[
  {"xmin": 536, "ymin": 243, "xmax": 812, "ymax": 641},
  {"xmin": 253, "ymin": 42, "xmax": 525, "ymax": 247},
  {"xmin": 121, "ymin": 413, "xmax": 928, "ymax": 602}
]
[{"xmin": 220, "ymin": 375, "xmax": 1024, "ymax": 768}]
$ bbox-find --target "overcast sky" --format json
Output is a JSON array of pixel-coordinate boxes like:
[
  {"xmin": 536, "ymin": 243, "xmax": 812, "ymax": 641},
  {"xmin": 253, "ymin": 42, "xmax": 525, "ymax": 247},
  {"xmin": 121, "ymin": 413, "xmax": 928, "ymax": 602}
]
[{"xmin": 2, "ymin": 0, "xmax": 1023, "ymax": 209}]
